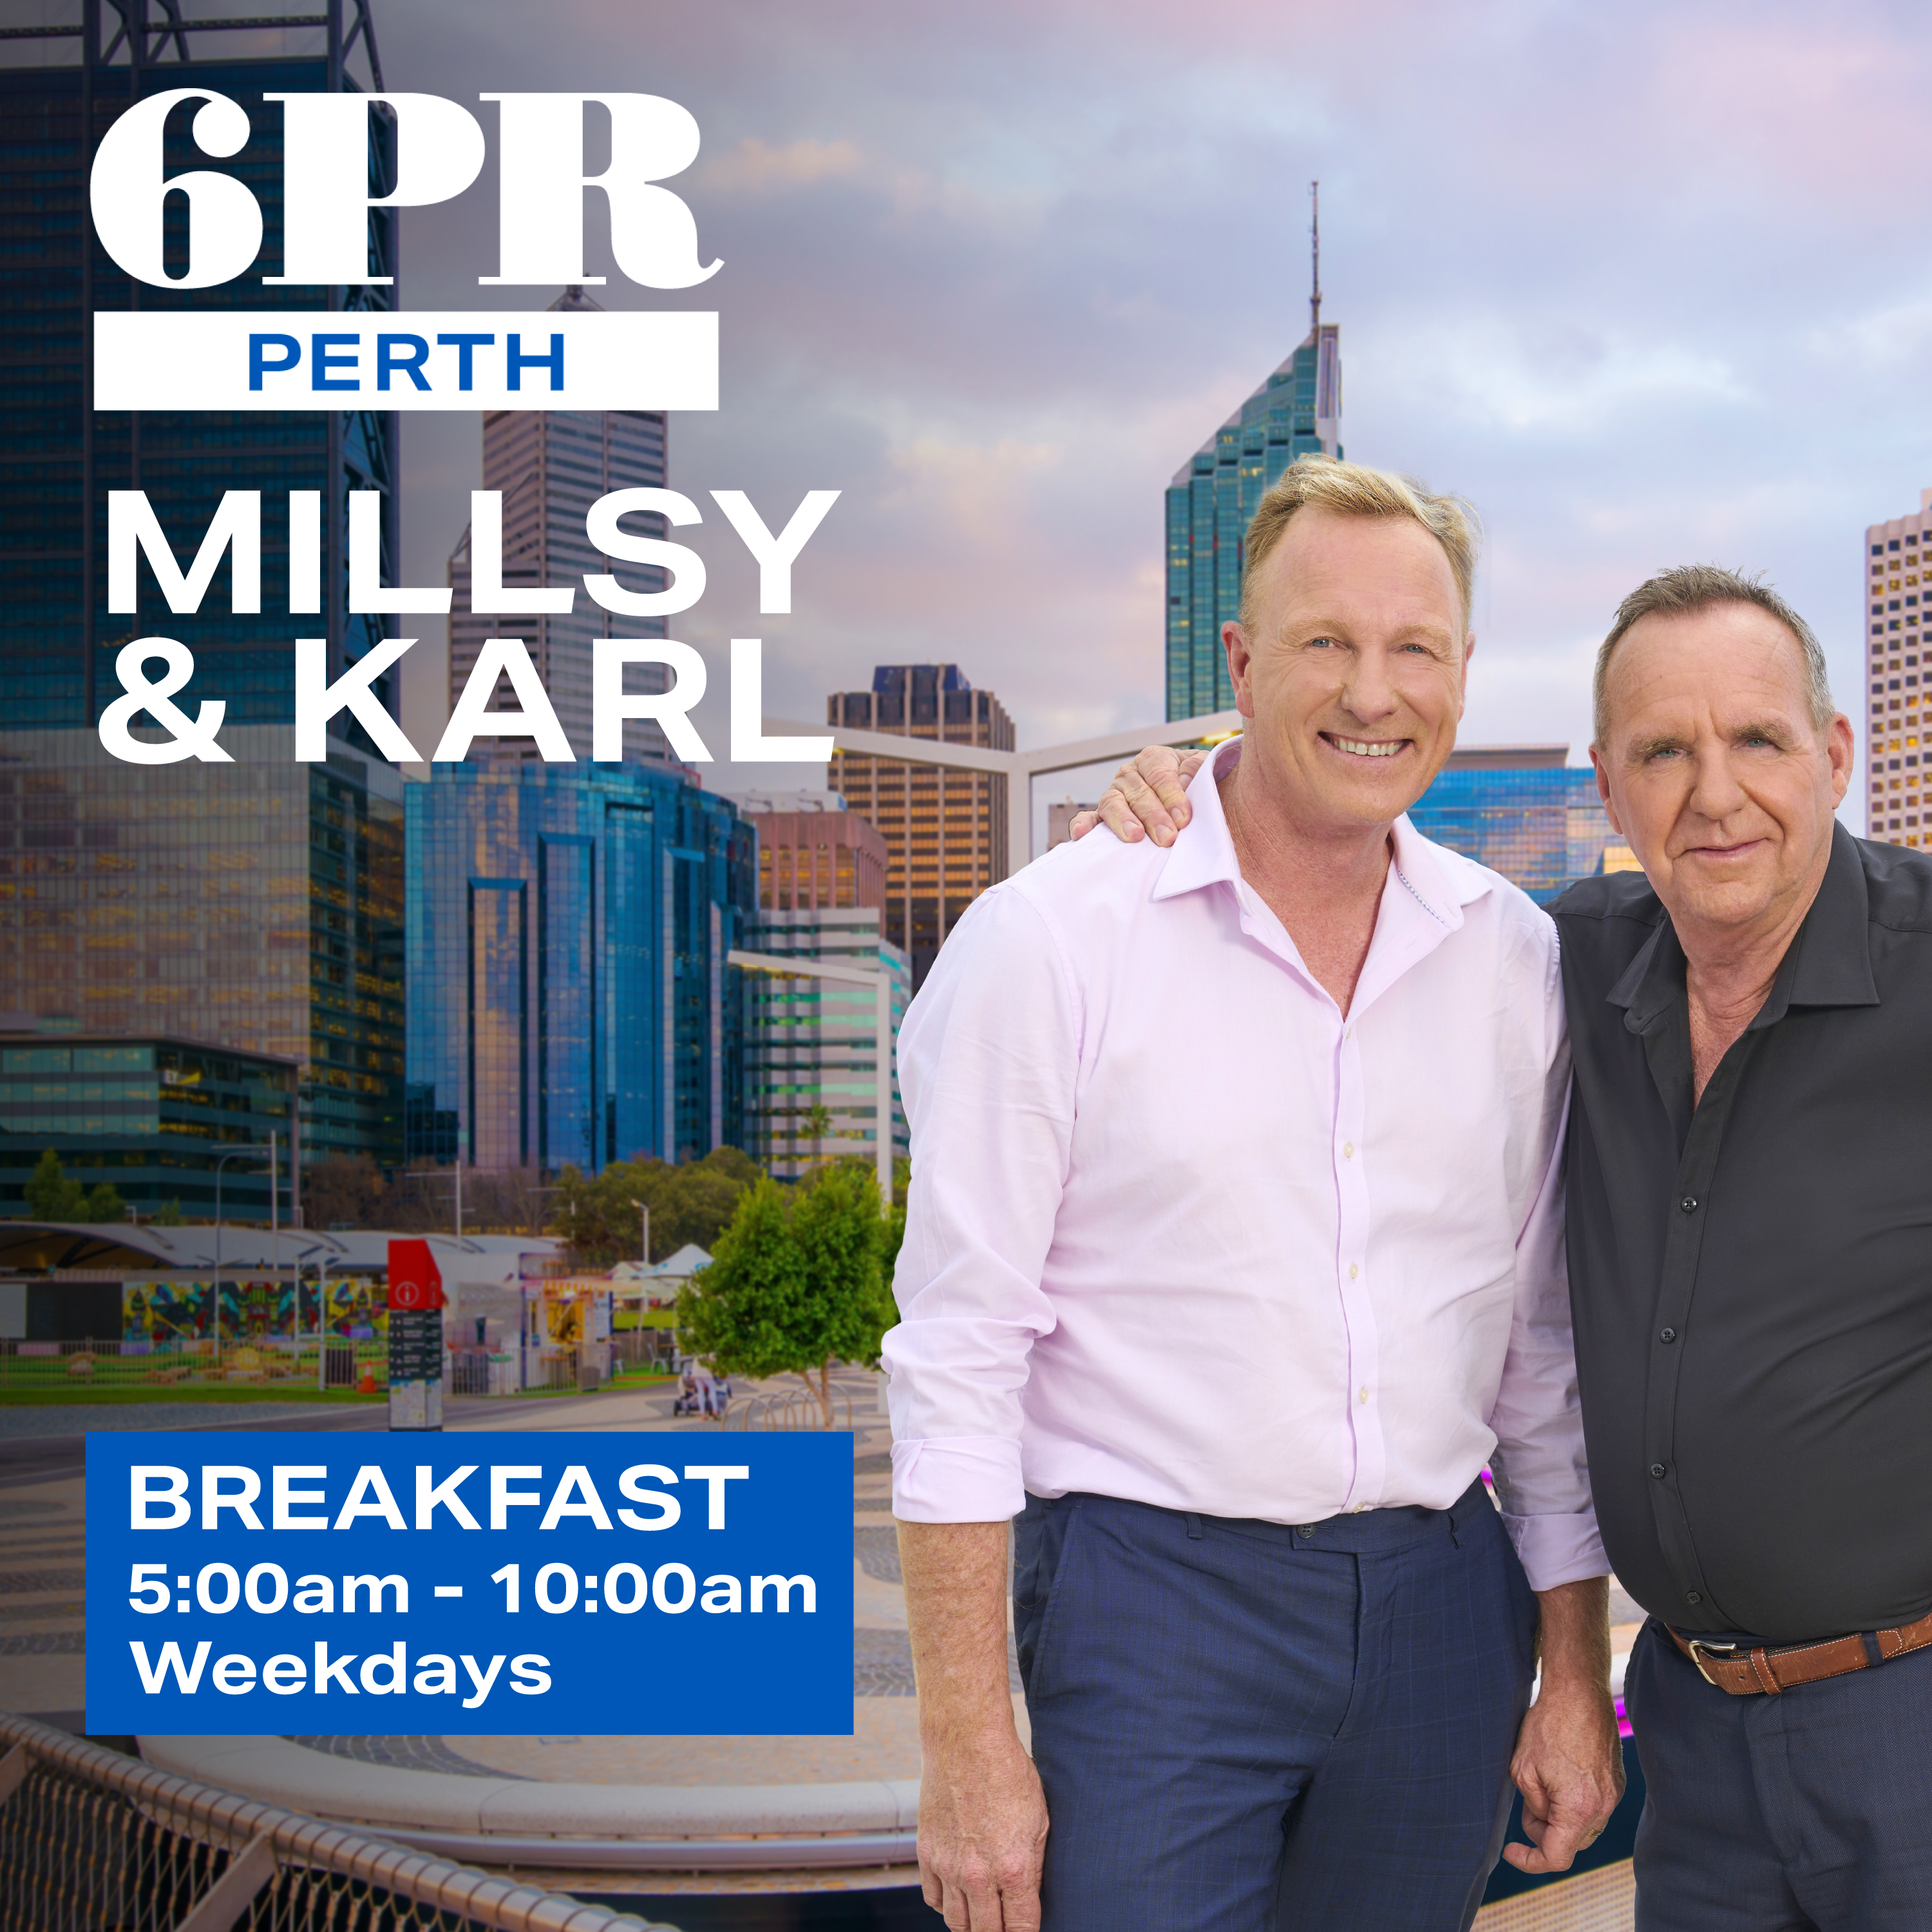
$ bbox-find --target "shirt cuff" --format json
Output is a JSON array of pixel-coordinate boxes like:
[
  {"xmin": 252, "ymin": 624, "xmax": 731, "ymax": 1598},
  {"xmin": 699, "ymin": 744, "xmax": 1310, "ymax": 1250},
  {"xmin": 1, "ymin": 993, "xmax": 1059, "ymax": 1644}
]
[
  {"xmin": 1501, "ymin": 1509, "xmax": 1609, "ymax": 1593},
  {"xmin": 890, "ymin": 1436, "xmax": 1027, "ymax": 1522}
]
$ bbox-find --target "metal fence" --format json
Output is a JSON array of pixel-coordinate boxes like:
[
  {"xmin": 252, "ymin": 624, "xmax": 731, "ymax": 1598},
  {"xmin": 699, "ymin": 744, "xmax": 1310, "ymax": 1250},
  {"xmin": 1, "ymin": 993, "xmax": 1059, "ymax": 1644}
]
[
  {"xmin": 0, "ymin": 1338, "xmax": 389, "ymax": 1396},
  {"xmin": 0, "ymin": 1716, "xmax": 678, "ymax": 1932}
]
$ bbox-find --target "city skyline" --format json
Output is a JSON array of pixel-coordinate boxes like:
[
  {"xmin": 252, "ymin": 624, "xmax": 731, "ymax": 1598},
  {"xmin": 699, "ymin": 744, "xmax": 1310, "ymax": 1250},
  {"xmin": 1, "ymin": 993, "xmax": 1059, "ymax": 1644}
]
[
  {"xmin": 336, "ymin": 0, "xmax": 1922, "ymax": 817},
  {"xmin": 5, "ymin": 4, "xmax": 1911, "ymax": 813}
]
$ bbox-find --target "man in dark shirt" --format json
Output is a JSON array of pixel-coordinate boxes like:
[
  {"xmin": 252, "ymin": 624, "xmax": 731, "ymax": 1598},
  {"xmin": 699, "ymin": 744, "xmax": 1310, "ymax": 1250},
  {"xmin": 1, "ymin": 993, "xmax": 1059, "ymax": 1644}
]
[
  {"xmin": 1549, "ymin": 564, "xmax": 1928, "ymax": 1931},
  {"xmin": 1083, "ymin": 564, "xmax": 1932, "ymax": 1927}
]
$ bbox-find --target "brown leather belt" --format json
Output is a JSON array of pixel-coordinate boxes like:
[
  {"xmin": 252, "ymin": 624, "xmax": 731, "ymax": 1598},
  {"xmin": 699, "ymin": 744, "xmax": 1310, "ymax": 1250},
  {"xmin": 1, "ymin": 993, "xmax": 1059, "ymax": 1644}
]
[{"xmin": 1669, "ymin": 1607, "xmax": 1932, "ymax": 1695}]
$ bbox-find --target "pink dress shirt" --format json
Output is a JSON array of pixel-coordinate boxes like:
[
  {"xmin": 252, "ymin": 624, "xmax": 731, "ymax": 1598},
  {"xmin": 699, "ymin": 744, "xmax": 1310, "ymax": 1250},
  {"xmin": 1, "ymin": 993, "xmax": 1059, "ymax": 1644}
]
[{"xmin": 883, "ymin": 743, "xmax": 1606, "ymax": 1593}]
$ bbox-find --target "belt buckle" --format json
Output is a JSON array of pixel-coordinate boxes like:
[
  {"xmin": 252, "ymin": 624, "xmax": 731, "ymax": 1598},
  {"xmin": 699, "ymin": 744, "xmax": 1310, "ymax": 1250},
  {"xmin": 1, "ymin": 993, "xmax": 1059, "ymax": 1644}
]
[{"xmin": 1687, "ymin": 1638, "xmax": 1738, "ymax": 1687}]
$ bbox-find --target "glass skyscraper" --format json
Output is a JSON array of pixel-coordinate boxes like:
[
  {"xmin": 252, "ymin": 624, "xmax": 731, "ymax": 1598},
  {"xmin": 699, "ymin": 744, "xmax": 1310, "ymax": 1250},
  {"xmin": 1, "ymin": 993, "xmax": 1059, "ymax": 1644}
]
[
  {"xmin": 0, "ymin": 728, "xmax": 405, "ymax": 1170},
  {"xmin": 1165, "ymin": 319, "xmax": 1341, "ymax": 720},
  {"xmin": 446, "ymin": 299, "xmax": 677, "ymax": 766},
  {"xmin": 741, "ymin": 907, "xmax": 909, "ymax": 1183},
  {"xmin": 1406, "ymin": 748, "xmax": 1628, "ymax": 907},
  {"xmin": 406, "ymin": 763, "xmax": 755, "ymax": 1175},
  {"xmin": 1, "ymin": 8, "xmax": 399, "ymax": 734},
  {"xmin": 0, "ymin": 1026, "xmax": 295, "ymax": 1222}
]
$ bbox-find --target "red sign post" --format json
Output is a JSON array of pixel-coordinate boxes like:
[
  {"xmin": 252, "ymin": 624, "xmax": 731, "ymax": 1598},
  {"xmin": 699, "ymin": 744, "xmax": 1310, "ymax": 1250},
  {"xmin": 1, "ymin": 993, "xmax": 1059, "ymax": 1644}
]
[
  {"xmin": 386, "ymin": 1239, "xmax": 445, "ymax": 1311},
  {"xmin": 386, "ymin": 1239, "xmax": 446, "ymax": 1430}
]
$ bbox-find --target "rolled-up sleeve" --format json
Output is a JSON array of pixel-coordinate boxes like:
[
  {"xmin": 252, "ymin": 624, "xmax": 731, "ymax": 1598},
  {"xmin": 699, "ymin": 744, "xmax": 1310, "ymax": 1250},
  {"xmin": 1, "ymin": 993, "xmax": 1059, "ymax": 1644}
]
[
  {"xmin": 883, "ymin": 884, "xmax": 1077, "ymax": 1522},
  {"xmin": 1486, "ymin": 938, "xmax": 1609, "ymax": 1593}
]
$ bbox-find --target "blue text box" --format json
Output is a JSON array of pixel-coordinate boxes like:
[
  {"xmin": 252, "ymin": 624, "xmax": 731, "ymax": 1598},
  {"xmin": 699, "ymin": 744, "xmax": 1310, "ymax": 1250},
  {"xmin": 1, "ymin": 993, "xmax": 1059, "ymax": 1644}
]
[{"xmin": 86, "ymin": 1433, "xmax": 853, "ymax": 1734}]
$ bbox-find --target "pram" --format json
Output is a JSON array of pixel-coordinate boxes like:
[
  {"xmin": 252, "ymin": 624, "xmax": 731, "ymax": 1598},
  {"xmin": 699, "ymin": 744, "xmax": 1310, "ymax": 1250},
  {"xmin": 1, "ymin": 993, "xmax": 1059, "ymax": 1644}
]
[{"xmin": 672, "ymin": 1365, "xmax": 732, "ymax": 1419}]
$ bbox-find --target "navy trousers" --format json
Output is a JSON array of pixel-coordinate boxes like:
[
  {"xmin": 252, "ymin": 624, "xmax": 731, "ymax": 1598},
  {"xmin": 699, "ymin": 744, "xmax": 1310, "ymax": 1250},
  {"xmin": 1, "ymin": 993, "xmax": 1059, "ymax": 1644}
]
[
  {"xmin": 1012, "ymin": 1483, "xmax": 1539, "ymax": 1932},
  {"xmin": 1627, "ymin": 1620, "xmax": 1932, "ymax": 1930}
]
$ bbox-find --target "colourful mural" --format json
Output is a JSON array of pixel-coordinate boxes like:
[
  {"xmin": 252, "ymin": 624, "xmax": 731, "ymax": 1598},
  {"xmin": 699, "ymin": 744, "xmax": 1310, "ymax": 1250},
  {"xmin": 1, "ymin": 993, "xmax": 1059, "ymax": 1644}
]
[{"xmin": 120, "ymin": 1276, "xmax": 386, "ymax": 1346}]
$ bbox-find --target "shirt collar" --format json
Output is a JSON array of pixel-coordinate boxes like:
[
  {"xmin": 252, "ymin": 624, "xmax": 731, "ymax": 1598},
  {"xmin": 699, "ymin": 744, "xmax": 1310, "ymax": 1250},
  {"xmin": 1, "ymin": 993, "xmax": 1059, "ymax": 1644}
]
[
  {"xmin": 1148, "ymin": 737, "xmax": 1492, "ymax": 931},
  {"xmin": 1608, "ymin": 822, "xmax": 1879, "ymax": 1035}
]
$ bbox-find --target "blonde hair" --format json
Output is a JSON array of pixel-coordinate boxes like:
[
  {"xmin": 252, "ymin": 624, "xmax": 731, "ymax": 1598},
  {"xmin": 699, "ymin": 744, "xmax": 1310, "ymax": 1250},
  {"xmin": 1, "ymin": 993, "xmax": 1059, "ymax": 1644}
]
[
  {"xmin": 1238, "ymin": 455, "xmax": 1479, "ymax": 634},
  {"xmin": 1593, "ymin": 565, "xmax": 1834, "ymax": 746}
]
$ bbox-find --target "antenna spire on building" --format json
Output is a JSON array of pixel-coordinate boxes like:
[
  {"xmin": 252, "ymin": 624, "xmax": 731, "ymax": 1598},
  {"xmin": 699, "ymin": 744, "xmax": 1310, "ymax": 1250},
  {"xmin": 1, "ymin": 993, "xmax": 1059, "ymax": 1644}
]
[{"xmin": 1309, "ymin": 180, "xmax": 1321, "ymax": 338}]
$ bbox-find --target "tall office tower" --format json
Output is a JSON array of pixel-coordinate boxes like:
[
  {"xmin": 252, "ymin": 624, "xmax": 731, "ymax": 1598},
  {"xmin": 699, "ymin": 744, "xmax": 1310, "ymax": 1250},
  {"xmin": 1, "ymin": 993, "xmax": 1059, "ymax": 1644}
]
[
  {"xmin": 0, "ymin": 3, "xmax": 400, "ymax": 736},
  {"xmin": 406, "ymin": 764, "xmax": 755, "ymax": 1175},
  {"xmin": 0, "ymin": 729, "xmax": 406, "ymax": 1171},
  {"xmin": 447, "ymin": 298, "xmax": 675, "ymax": 764},
  {"xmin": 740, "ymin": 907, "xmax": 910, "ymax": 1183},
  {"xmin": 736, "ymin": 791, "xmax": 889, "ymax": 911},
  {"xmin": 1864, "ymin": 491, "xmax": 1932, "ymax": 847},
  {"xmin": 1405, "ymin": 744, "xmax": 1629, "ymax": 904},
  {"xmin": 1165, "ymin": 187, "xmax": 1341, "ymax": 719},
  {"xmin": 0, "ymin": 1023, "xmax": 295, "ymax": 1223},
  {"xmin": 824, "ymin": 665, "xmax": 1014, "ymax": 987}
]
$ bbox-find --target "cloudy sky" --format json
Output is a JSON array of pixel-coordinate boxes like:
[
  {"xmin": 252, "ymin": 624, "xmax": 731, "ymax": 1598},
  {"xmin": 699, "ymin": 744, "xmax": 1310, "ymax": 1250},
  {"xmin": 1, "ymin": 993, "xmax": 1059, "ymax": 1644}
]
[{"xmin": 158, "ymin": 0, "xmax": 1932, "ymax": 809}]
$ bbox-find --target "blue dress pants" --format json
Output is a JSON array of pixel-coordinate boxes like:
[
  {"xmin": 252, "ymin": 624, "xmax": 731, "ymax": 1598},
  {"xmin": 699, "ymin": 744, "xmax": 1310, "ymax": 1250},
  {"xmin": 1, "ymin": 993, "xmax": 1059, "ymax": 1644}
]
[
  {"xmin": 1627, "ymin": 1619, "xmax": 1932, "ymax": 1929},
  {"xmin": 1012, "ymin": 1482, "xmax": 1539, "ymax": 1931}
]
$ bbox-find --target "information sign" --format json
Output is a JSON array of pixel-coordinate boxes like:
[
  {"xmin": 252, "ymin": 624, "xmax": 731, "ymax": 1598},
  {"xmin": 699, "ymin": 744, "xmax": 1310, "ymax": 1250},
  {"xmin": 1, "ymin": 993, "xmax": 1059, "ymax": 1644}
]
[{"xmin": 86, "ymin": 1433, "xmax": 854, "ymax": 1734}]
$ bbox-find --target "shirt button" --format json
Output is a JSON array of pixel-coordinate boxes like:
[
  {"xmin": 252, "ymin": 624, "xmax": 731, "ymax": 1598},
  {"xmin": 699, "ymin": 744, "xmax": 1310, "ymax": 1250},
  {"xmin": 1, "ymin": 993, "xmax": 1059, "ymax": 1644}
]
[
  {"xmin": 1660, "ymin": 1328, "xmax": 1677, "ymax": 1343},
  {"xmin": 1343, "ymin": 1142, "xmax": 1354, "ymax": 1159},
  {"xmin": 1680, "ymin": 1197, "xmax": 1698, "ymax": 1213},
  {"xmin": 1649, "ymin": 1463, "xmax": 1667, "ymax": 1479},
  {"xmin": 1358, "ymin": 1386, "xmax": 1369, "ymax": 1404},
  {"xmin": 1686, "ymin": 1592, "xmax": 1703, "ymax": 1606},
  {"xmin": 1349, "ymin": 1263, "xmax": 1359, "ymax": 1280}
]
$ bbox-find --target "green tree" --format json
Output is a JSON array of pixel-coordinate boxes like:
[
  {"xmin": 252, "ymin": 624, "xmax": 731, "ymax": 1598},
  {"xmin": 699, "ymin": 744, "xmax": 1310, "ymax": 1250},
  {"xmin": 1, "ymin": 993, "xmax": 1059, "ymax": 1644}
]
[
  {"xmin": 156, "ymin": 1198, "xmax": 185, "ymax": 1227},
  {"xmin": 24, "ymin": 1149, "xmax": 86, "ymax": 1222},
  {"xmin": 676, "ymin": 1166, "xmax": 896, "ymax": 1426},
  {"xmin": 82, "ymin": 1181, "xmax": 127, "ymax": 1224},
  {"xmin": 676, "ymin": 1176, "xmax": 808, "ymax": 1377},
  {"xmin": 553, "ymin": 1147, "xmax": 762, "ymax": 1267},
  {"xmin": 23, "ymin": 1151, "xmax": 124, "ymax": 1224},
  {"xmin": 800, "ymin": 1102, "xmax": 833, "ymax": 1170}
]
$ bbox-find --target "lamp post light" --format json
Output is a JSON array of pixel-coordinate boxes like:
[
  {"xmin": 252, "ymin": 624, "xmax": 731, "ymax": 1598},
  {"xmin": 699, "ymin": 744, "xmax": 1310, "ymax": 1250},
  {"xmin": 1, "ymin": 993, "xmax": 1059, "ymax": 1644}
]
[{"xmin": 210, "ymin": 1146, "xmax": 271, "ymax": 1376}]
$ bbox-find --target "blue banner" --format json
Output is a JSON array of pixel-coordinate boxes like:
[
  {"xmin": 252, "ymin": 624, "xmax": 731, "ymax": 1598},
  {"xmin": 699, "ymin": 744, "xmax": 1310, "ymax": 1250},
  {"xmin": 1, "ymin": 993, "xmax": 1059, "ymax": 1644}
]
[{"xmin": 86, "ymin": 1433, "xmax": 854, "ymax": 1734}]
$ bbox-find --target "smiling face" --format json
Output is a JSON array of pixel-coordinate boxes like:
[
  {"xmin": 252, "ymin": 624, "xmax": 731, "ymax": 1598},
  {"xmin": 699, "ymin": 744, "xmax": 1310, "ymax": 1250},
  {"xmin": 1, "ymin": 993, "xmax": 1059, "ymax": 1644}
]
[
  {"xmin": 1593, "ymin": 602, "xmax": 1853, "ymax": 949},
  {"xmin": 1222, "ymin": 506, "xmax": 1470, "ymax": 838}
]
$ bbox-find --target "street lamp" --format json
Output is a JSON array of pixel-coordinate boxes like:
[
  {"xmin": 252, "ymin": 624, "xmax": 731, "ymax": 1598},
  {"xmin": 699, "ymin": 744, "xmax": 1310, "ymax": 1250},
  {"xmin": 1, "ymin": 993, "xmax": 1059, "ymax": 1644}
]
[
  {"xmin": 210, "ymin": 1146, "xmax": 271, "ymax": 1376},
  {"xmin": 629, "ymin": 1199, "xmax": 650, "ymax": 1266}
]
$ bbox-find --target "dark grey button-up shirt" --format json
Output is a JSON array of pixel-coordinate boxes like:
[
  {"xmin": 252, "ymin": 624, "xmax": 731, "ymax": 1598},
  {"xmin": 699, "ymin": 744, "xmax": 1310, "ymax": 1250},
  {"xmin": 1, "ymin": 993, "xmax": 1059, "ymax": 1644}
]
[{"xmin": 1555, "ymin": 825, "xmax": 1932, "ymax": 1643}]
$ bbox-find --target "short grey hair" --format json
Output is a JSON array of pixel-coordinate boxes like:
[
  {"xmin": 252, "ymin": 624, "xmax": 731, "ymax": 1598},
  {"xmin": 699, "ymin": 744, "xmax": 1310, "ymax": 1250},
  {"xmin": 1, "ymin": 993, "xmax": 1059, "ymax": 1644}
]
[{"xmin": 1593, "ymin": 564, "xmax": 1835, "ymax": 746}]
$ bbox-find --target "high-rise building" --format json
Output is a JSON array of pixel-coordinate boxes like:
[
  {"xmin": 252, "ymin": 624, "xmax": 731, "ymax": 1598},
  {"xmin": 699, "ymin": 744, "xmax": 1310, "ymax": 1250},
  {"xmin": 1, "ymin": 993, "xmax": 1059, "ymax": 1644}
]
[
  {"xmin": 736, "ymin": 791, "xmax": 888, "ymax": 912},
  {"xmin": 0, "ymin": 1023, "xmax": 296, "ymax": 1223},
  {"xmin": 1864, "ymin": 491, "xmax": 1932, "ymax": 847},
  {"xmin": 740, "ymin": 907, "xmax": 909, "ymax": 1183},
  {"xmin": 0, "ymin": 728, "xmax": 405, "ymax": 1171},
  {"xmin": 405, "ymin": 763, "xmax": 755, "ymax": 1174},
  {"xmin": 1166, "ymin": 191, "xmax": 1341, "ymax": 720},
  {"xmin": 824, "ymin": 665, "xmax": 1014, "ymax": 987},
  {"xmin": 1406, "ymin": 745, "xmax": 1627, "ymax": 905},
  {"xmin": 1, "ymin": 5, "xmax": 400, "ymax": 736},
  {"xmin": 447, "ymin": 293, "xmax": 675, "ymax": 764}
]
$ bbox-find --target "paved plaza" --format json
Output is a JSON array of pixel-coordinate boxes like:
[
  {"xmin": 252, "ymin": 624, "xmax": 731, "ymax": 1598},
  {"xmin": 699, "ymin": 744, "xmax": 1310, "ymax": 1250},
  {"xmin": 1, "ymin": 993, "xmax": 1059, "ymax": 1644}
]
[
  {"xmin": 0, "ymin": 1368, "xmax": 1634, "ymax": 1919},
  {"xmin": 0, "ymin": 1365, "xmax": 1010, "ymax": 1898}
]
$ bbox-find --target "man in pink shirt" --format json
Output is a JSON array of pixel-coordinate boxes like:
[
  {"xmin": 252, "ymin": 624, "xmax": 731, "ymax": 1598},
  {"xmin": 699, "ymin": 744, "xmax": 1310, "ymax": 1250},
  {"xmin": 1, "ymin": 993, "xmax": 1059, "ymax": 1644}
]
[{"xmin": 884, "ymin": 457, "xmax": 1623, "ymax": 1932}]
